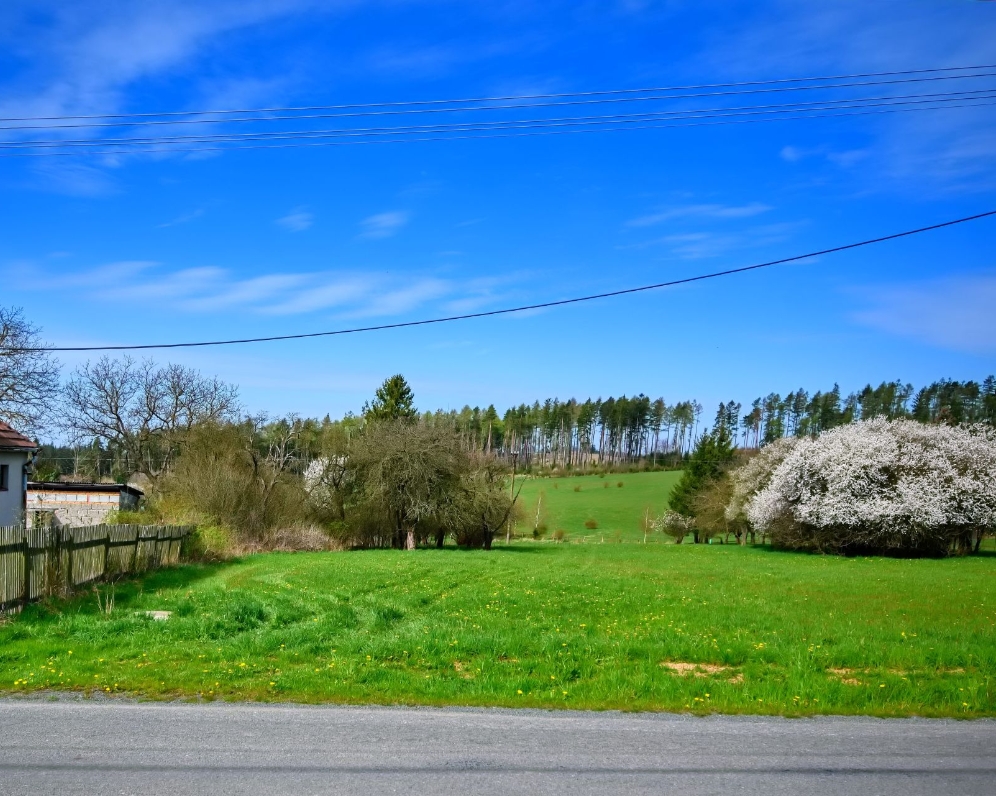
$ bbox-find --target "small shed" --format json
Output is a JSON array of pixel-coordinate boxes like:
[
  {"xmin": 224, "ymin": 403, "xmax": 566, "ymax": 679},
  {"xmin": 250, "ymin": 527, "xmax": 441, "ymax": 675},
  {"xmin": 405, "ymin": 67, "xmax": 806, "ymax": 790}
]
[
  {"xmin": 26, "ymin": 482, "xmax": 144, "ymax": 528},
  {"xmin": 0, "ymin": 421, "xmax": 37, "ymax": 527}
]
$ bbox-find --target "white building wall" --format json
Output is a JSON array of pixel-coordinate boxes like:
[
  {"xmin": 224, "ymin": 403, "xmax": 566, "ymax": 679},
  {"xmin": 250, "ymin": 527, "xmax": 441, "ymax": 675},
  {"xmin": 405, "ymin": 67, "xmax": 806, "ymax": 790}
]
[{"xmin": 0, "ymin": 450, "xmax": 29, "ymax": 527}]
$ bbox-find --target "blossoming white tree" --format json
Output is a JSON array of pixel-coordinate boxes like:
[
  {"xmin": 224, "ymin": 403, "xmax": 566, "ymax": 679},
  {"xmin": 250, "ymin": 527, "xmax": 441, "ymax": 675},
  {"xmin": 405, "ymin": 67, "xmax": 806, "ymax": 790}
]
[
  {"xmin": 725, "ymin": 437, "xmax": 799, "ymax": 544},
  {"xmin": 737, "ymin": 419, "xmax": 996, "ymax": 555}
]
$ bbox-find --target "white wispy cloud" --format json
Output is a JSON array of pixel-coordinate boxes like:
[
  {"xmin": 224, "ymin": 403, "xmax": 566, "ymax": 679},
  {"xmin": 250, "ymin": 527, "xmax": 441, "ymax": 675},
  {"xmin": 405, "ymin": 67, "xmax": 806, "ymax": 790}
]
[
  {"xmin": 158, "ymin": 209, "xmax": 204, "ymax": 228},
  {"xmin": 698, "ymin": 1, "xmax": 996, "ymax": 189},
  {"xmin": 852, "ymin": 273, "xmax": 996, "ymax": 354},
  {"xmin": 276, "ymin": 208, "xmax": 314, "ymax": 232},
  {"xmin": 0, "ymin": 2, "xmax": 333, "ymax": 122},
  {"xmin": 263, "ymin": 277, "xmax": 379, "ymax": 315},
  {"xmin": 27, "ymin": 259, "xmax": 519, "ymax": 322},
  {"xmin": 359, "ymin": 210, "xmax": 410, "ymax": 239},
  {"xmin": 29, "ymin": 161, "xmax": 119, "ymax": 197},
  {"xmin": 626, "ymin": 203, "xmax": 771, "ymax": 228},
  {"xmin": 345, "ymin": 278, "xmax": 451, "ymax": 318},
  {"xmin": 780, "ymin": 145, "xmax": 869, "ymax": 168},
  {"xmin": 620, "ymin": 220, "xmax": 804, "ymax": 259}
]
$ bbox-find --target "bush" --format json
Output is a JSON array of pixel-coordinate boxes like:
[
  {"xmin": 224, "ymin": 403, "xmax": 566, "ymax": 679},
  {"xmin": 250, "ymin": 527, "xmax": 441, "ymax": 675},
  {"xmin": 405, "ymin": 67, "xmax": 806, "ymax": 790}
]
[
  {"xmin": 652, "ymin": 510, "xmax": 694, "ymax": 544},
  {"xmin": 584, "ymin": 518, "xmax": 598, "ymax": 530},
  {"xmin": 616, "ymin": 481, "xmax": 624, "ymax": 488},
  {"xmin": 573, "ymin": 485, "xmax": 582, "ymax": 492},
  {"xmin": 691, "ymin": 475, "xmax": 744, "ymax": 544},
  {"xmin": 742, "ymin": 419, "xmax": 996, "ymax": 556},
  {"xmin": 553, "ymin": 529, "xmax": 567, "ymax": 542},
  {"xmin": 154, "ymin": 421, "xmax": 309, "ymax": 547},
  {"xmin": 182, "ymin": 524, "xmax": 235, "ymax": 561}
]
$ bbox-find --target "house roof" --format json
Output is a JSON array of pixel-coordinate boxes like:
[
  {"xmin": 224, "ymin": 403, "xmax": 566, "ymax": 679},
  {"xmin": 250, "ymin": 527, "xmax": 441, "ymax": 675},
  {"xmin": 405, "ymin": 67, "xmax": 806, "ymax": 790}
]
[
  {"xmin": 0, "ymin": 422, "xmax": 37, "ymax": 452},
  {"xmin": 28, "ymin": 482, "xmax": 145, "ymax": 499}
]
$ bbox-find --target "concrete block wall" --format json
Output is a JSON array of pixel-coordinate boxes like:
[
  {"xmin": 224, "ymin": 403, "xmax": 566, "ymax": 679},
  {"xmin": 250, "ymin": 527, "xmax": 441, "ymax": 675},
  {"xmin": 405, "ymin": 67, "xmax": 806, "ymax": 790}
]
[{"xmin": 26, "ymin": 491, "xmax": 121, "ymax": 529}]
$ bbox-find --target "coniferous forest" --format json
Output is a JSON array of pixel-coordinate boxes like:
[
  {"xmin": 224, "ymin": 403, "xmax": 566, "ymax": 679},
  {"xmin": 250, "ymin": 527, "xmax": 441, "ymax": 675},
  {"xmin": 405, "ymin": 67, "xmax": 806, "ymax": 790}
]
[{"xmin": 418, "ymin": 375, "xmax": 996, "ymax": 469}]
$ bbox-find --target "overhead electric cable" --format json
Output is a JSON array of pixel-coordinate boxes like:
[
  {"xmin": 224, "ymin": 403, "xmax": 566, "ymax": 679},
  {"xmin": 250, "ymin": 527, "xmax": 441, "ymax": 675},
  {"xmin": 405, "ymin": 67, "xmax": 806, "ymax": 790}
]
[
  {"xmin": 5, "ymin": 97, "xmax": 994, "ymax": 158},
  {"xmin": 3, "ymin": 88, "xmax": 991, "ymax": 150},
  {"xmin": 1, "ymin": 63, "xmax": 993, "ymax": 126},
  {"xmin": 3, "ymin": 69, "xmax": 995, "ymax": 132},
  {"xmin": 19, "ymin": 209, "xmax": 996, "ymax": 353}
]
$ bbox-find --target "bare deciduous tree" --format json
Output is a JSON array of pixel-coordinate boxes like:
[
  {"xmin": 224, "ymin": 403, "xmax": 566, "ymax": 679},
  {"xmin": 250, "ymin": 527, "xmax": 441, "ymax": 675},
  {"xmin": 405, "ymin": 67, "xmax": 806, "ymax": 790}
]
[
  {"xmin": 350, "ymin": 420, "xmax": 465, "ymax": 550},
  {"xmin": 0, "ymin": 306, "xmax": 60, "ymax": 433},
  {"xmin": 451, "ymin": 454, "xmax": 521, "ymax": 550},
  {"xmin": 63, "ymin": 356, "xmax": 239, "ymax": 480}
]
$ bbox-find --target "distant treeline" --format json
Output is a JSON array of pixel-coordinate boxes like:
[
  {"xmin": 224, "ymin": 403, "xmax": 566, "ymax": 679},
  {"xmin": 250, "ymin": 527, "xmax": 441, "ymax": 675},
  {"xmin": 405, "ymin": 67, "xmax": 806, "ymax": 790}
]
[
  {"xmin": 36, "ymin": 375, "xmax": 996, "ymax": 481},
  {"xmin": 731, "ymin": 376, "xmax": 996, "ymax": 447},
  {"xmin": 418, "ymin": 376, "xmax": 996, "ymax": 469}
]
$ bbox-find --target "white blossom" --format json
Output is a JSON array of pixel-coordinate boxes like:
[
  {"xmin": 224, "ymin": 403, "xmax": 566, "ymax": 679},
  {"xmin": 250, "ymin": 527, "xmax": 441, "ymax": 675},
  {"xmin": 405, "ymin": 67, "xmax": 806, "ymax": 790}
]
[
  {"xmin": 725, "ymin": 437, "xmax": 800, "ymax": 522},
  {"xmin": 304, "ymin": 456, "xmax": 347, "ymax": 513},
  {"xmin": 742, "ymin": 419, "xmax": 996, "ymax": 552},
  {"xmin": 652, "ymin": 509, "xmax": 695, "ymax": 540}
]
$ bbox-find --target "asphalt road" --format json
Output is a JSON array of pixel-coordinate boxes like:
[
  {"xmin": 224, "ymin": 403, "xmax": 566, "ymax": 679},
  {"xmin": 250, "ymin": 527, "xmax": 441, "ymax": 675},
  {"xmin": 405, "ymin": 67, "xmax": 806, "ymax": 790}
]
[{"xmin": 0, "ymin": 698, "xmax": 993, "ymax": 795}]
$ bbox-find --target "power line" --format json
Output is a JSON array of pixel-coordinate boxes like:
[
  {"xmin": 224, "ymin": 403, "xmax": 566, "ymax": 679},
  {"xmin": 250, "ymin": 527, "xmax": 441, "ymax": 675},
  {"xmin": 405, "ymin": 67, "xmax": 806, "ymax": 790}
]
[
  {"xmin": 4, "ymin": 69, "xmax": 995, "ymax": 133},
  {"xmin": 2, "ymin": 63, "xmax": 993, "ymax": 126},
  {"xmin": 5, "ymin": 88, "xmax": 993, "ymax": 149},
  {"xmin": 18, "ymin": 209, "xmax": 996, "ymax": 353},
  {"xmin": 5, "ymin": 97, "xmax": 995, "ymax": 158}
]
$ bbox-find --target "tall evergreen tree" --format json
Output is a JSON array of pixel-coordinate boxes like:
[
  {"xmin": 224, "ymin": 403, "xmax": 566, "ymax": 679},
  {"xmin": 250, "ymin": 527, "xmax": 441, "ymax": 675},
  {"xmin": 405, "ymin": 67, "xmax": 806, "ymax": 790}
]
[
  {"xmin": 364, "ymin": 374, "xmax": 417, "ymax": 422},
  {"xmin": 668, "ymin": 428, "xmax": 735, "ymax": 524}
]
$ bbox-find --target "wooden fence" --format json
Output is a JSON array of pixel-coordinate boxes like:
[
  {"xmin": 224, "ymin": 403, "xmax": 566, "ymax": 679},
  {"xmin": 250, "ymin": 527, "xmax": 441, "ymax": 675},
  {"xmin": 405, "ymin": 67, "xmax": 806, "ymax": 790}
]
[{"xmin": 0, "ymin": 524, "xmax": 193, "ymax": 612}]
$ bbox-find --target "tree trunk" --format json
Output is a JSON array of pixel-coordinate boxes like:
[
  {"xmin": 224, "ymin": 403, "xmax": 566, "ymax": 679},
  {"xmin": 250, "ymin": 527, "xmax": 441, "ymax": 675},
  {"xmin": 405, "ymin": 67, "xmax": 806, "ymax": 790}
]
[
  {"xmin": 483, "ymin": 529, "xmax": 493, "ymax": 551},
  {"xmin": 405, "ymin": 528, "xmax": 416, "ymax": 550},
  {"xmin": 435, "ymin": 530, "xmax": 445, "ymax": 549}
]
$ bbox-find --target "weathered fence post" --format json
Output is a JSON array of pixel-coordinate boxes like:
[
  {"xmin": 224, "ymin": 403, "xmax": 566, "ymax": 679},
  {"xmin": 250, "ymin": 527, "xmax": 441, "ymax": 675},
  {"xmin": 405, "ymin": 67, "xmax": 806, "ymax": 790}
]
[
  {"xmin": 22, "ymin": 533, "xmax": 31, "ymax": 606},
  {"xmin": 103, "ymin": 529, "xmax": 111, "ymax": 580},
  {"xmin": 66, "ymin": 528, "xmax": 74, "ymax": 591}
]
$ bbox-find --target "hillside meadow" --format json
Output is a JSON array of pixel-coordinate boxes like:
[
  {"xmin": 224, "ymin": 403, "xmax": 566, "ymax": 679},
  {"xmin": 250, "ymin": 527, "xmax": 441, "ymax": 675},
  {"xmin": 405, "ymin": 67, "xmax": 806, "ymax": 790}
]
[
  {"xmin": 1, "ymin": 542, "xmax": 993, "ymax": 717},
  {"xmin": 513, "ymin": 470, "xmax": 683, "ymax": 541}
]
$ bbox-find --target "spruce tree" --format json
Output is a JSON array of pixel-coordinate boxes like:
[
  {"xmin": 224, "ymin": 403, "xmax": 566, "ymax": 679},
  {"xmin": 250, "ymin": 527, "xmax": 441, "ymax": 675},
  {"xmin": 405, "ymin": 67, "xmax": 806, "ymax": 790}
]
[
  {"xmin": 668, "ymin": 428, "xmax": 735, "ymax": 521},
  {"xmin": 364, "ymin": 374, "xmax": 417, "ymax": 422}
]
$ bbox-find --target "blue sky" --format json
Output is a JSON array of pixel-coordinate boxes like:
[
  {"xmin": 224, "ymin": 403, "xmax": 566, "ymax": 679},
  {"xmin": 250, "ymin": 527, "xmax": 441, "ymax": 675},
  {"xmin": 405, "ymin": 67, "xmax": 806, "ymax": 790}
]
[{"xmin": 2, "ymin": 0, "xmax": 995, "ymax": 423}]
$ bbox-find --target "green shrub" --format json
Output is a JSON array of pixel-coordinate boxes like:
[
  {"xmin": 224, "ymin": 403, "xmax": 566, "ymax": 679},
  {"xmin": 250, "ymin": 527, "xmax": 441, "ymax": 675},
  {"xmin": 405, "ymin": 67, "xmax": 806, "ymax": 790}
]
[{"xmin": 182, "ymin": 524, "xmax": 235, "ymax": 561}]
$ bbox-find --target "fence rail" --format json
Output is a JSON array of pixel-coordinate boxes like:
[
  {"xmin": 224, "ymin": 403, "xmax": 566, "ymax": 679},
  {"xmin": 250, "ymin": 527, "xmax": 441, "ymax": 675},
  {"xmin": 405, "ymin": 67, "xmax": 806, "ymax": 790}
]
[{"xmin": 0, "ymin": 524, "xmax": 193, "ymax": 612}]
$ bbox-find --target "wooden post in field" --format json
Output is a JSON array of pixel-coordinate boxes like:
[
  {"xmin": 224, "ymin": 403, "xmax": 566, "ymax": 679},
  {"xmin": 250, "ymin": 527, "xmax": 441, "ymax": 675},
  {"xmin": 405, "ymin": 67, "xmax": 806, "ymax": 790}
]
[{"xmin": 506, "ymin": 451, "xmax": 519, "ymax": 544}]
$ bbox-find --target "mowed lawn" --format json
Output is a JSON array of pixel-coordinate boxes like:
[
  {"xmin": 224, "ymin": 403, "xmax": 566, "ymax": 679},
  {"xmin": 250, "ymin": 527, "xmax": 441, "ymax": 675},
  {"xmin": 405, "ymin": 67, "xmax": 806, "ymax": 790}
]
[
  {"xmin": 513, "ymin": 470, "xmax": 683, "ymax": 541},
  {"xmin": 1, "ymin": 544, "xmax": 994, "ymax": 717}
]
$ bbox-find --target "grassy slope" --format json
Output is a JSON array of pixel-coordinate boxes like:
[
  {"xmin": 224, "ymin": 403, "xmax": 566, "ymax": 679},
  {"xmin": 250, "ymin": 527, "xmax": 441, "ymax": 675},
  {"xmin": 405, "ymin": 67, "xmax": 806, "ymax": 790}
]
[
  {"xmin": 1, "ymin": 544, "xmax": 993, "ymax": 717},
  {"xmin": 513, "ymin": 471, "xmax": 684, "ymax": 541}
]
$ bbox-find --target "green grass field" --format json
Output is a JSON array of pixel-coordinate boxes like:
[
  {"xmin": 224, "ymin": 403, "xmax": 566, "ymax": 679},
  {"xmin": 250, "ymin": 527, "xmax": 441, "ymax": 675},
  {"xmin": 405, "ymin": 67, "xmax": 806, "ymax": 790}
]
[
  {"xmin": 2, "ymin": 543, "xmax": 993, "ymax": 717},
  {"xmin": 513, "ymin": 471, "xmax": 683, "ymax": 541}
]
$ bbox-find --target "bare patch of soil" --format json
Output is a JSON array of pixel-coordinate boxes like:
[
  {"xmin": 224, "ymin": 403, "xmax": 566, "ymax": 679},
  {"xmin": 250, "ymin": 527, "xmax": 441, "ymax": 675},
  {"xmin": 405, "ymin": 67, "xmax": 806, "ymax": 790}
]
[{"xmin": 660, "ymin": 661, "xmax": 733, "ymax": 677}]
